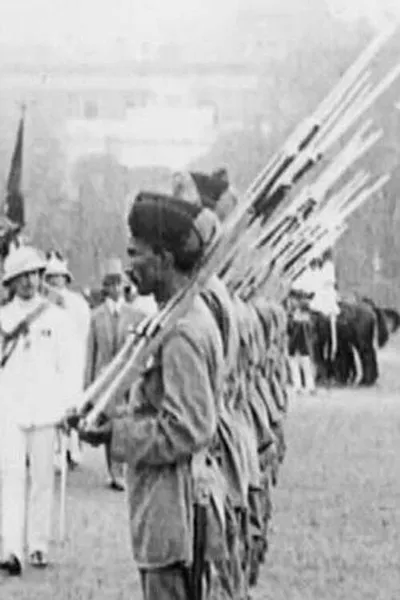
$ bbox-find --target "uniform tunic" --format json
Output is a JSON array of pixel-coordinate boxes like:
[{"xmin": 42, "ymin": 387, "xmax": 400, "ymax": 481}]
[
  {"xmin": 0, "ymin": 295, "xmax": 75, "ymax": 428},
  {"xmin": 111, "ymin": 296, "xmax": 224, "ymax": 569},
  {"xmin": 0, "ymin": 295, "xmax": 75, "ymax": 561}
]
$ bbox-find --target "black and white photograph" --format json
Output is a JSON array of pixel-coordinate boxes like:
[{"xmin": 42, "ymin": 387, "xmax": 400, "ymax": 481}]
[{"xmin": 0, "ymin": 0, "xmax": 399, "ymax": 598}]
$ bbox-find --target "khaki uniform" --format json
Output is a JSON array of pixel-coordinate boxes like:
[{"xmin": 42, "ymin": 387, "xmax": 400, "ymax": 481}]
[
  {"xmin": 110, "ymin": 296, "xmax": 224, "ymax": 598},
  {"xmin": 202, "ymin": 281, "xmax": 255, "ymax": 599},
  {"xmin": 249, "ymin": 298, "xmax": 289, "ymax": 581}
]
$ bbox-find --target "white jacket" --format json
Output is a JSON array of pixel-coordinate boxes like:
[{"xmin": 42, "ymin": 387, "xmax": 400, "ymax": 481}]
[
  {"xmin": 310, "ymin": 261, "xmax": 339, "ymax": 316},
  {"xmin": 59, "ymin": 288, "xmax": 91, "ymax": 390},
  {"xmin": 0, "ymin": 295, "xmax": 76, "ymax": 429}
]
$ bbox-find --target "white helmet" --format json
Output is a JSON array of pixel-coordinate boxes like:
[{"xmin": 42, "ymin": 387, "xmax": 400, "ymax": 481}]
[
  {"xmin": 45, "ymin": 252, "xmax": 73, "ymax": 283},
  {"xmin": 2, "ymin": 246, "xmax": 46, "ymax": 286}
]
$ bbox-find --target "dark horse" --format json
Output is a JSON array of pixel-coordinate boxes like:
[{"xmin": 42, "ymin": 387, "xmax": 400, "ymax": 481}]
[{"xmin": 310, "ymin": 298, "xmax": 389, "ymax": 387}]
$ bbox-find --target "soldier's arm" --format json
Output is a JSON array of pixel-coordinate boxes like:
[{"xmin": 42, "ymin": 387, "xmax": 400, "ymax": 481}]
[{"xmin": 111, "ymin": 330, "xmax": 217, "ymax": 466}]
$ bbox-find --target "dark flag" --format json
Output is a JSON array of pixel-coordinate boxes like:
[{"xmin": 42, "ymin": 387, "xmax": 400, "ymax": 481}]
[{"xmin": 5, "ymin": 111, "xmax": 25, "ymax": 228}]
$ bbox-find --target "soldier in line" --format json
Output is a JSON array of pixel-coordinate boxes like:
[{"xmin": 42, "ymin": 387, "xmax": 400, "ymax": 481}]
[
  {"xmin": 188, "ymin": 167, "xmax": 239, "ymax": 222},
  {"xmin": 84, "ymin": 258, "xmax": 148, "ymax": 491},
  {"xmin": 172, "ymin": 171, "xmax": 203, "ymax": 207},
  {"xmin": 197, "ymin": 289, "xmax": 289, "ymax": 598},
  {"xmin": 211, "ymin": 168, "xmax": 239, "ymax": 222},
  {"xmin": 201, "ymin": 278, "xmax": 257, "ymax": 600},
  {"xmin": 0, "ymin": 246, "xmax": 76, "ymax": 575},
  {"xmin": 79, "ymin": 192, "xmax": 224, "ymax": 599},
  {"xmin": 251, "ymin": 298, "xmax": 288, "ymax": 575},
  {"xmin": 79, "ymin": 194, "xmax": 223, "ymax": 600},
  {"xmin": 74, "ymin": 192, "xmax": 289, "ymax": 598}
]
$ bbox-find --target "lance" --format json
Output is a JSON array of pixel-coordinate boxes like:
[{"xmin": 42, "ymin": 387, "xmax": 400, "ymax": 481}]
[
  {"xmin": 74, "ymin": 29, "xmax": 399, "ymax": 427},
  {"xmin": 228, "ymin": 122, "xmax": 381, "ymax": 295},
  {"xmin": 219, "ymin": 27, "xmax": 396, "ymax": 276},
  {"xmin": 272, "ymin": 176, "xmax": 389, "ymax": 298},
  {"xmin": 241, "ymin": 169, "xmax": 389, "ymax": 301},
  {"xmin": 232, "ymin": 117, "xmax": 381, "ymax": 278}
]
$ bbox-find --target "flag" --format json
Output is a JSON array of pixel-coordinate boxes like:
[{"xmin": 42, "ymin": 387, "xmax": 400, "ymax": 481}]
[{"xmin": 5, "ymin": 111, "xmax": 25, "ymax": 228}]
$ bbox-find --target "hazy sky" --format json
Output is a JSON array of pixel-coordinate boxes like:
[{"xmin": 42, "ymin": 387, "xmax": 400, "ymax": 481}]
[{"xmin": 0, "ymin": 0, "xmax": 399, "ymax": 55}]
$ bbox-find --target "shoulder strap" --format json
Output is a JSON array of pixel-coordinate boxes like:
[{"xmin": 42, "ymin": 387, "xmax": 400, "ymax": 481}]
[{"xmin": 0, "ymin": 301, "xmax": 50, "ymax": 369}]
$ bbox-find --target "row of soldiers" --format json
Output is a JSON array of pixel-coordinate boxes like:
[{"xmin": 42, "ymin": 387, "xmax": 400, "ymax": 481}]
[
  {"xmin": 0, "ymin": 188, "xmax": 289, "ymax": 600},
  {"xmin": 78, "ymin": 191, "xmax": 289, "ymax": 600},
  {"xmin": 197, "ymin": 279, "xmax": 288, "ymax": 599}
]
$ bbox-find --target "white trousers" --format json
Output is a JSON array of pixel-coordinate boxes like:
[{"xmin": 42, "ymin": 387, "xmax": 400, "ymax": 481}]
[
  {"xmin": 0, "ymin": 425, "xmax": 55, "ymax": 562},
  {"xmin": 289, "ymin": 354, "xmax": 316, "ymax": 392},
  {"xmin": 55, "ymin": 429, "xmax": 82, "ymax": 467}
]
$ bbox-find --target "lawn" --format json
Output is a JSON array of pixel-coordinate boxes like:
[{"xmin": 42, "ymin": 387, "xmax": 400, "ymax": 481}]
[{"xmin": 2, "ymin": 340, "xmax": 400, "ymax": 599}]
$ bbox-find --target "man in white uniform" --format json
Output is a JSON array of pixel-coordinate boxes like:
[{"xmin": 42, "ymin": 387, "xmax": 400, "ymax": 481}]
[
  {"xmin": 0, "ymin": 246, "xmax": 75, "ymax": 575},
  {"xmin": 44, "ymin": 252, "xmax": 91, "ymax": 467},
  {"xmin": 308, "ymin": 249, "xmax": 339, "ymax": 360},
  {"xmin": 294, "ymin": 250, "xmax": 339, "ymax": 368}
]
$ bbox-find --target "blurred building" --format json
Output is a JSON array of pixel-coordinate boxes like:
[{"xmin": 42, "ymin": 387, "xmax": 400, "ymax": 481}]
[{"xmin": 0, "ymin": 62, "xmax": 262, "ymax": 173}]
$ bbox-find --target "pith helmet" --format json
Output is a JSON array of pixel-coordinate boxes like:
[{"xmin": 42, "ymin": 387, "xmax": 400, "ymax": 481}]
[
  {"xmin": 45, "ymin": 253, "xmax": 73, "ymax": 283},
  {"xmin": 2, "ymin": 245, "xmax": 46, "ymax": 286}
]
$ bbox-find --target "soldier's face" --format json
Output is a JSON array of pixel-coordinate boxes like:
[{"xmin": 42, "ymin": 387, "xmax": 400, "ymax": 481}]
[
  {"xmin": 127, "ymin": 237, "xmax": 166, "ymax": 298},
  {"xmin": 13, "ymin": 270, "xmax": 40, "ymax": 300}
]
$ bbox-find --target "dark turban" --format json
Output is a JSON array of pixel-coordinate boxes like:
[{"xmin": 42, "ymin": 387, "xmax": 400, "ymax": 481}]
[
  {"xmin": 190, "ymin": 171, "xmax": 228, "ymax": 209},
  {"xmin": 128, "ymin": 191, "xmax": 221, "ymax": 271}
]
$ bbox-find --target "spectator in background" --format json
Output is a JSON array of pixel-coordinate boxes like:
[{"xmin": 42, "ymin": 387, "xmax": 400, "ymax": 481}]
[
  {"xmin": 44, "ymin": 252, "xmax": 91, "ymax": 468},
  {"xmin": 84, "ymin": 258, "xmax": 148, "ymax": 491},
  {"xmin": 309, "ymin": 248, "xmax": 339, "ymax": 361}
]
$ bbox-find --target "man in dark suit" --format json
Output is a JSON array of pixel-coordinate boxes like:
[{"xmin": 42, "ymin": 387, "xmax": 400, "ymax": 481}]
[{"xmin": 84, "ymin": 258, "xmax": 148, "ymax": 490}]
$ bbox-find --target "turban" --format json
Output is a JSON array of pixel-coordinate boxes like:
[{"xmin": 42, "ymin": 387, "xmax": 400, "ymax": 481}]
[
  {"xmin": 190, "ymin": 171, "xmax": 228, "ymax": 209},
  {"xmin": 172, "ymin": 171, "xmax": 202, "ymax": 207},
  {"xmin": 128, "ymin": 191, "xmax": 221, "ymax": 271}
]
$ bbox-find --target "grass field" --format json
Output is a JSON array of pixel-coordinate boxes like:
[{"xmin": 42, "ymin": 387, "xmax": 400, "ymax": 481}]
[{"xmin": 1, "ymin": 340, "xmax": 400, "ymax": 599}]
